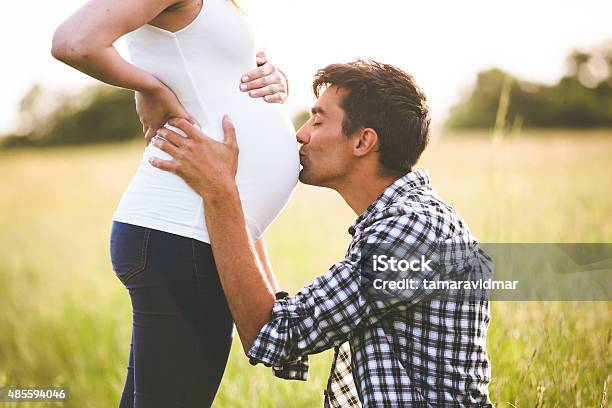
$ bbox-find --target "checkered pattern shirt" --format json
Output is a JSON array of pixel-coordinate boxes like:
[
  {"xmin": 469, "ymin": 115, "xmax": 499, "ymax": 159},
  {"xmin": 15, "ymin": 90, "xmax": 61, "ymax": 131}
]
[{"xmin": 247, "ymin": 169, "xmax": 493, "ymax": 407}]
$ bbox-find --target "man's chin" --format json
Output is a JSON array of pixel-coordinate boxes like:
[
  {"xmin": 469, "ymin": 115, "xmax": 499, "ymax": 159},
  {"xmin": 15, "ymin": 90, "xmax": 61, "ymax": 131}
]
[
  {"xmin": 298, "ymin": 170, "xmax": 316, "ymax": 186},
  {"xmin": 298, "ymin": 170, "xmax": 309, "ymax": 185},
  {"xmin": 299, "ymin": 171, "xmax": 329, "ymax": 189}
]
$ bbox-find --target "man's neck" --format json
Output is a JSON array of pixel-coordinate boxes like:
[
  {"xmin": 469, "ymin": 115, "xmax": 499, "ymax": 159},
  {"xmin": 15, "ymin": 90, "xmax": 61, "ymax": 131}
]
[{"xmin": 334, "ymin": 170, "xmax": 400, "ymax": 216}]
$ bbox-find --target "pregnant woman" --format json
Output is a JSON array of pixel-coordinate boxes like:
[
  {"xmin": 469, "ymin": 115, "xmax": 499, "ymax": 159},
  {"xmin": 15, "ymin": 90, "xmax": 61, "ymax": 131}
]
[{"xmin": 51, "ymin": 0, "xmax": 299, "ymax": 406}]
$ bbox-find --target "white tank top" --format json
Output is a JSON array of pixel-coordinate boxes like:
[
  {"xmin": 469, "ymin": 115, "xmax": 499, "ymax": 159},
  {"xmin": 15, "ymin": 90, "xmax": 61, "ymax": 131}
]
[{"xmin": 112, "ymin": 0, "xmax": 299, "ymax": 243}]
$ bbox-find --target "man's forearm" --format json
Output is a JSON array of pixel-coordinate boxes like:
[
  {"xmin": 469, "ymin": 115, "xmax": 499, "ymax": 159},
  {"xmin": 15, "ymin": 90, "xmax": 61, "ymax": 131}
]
[
  {"xmin": 201, "ymin": 183, "xmax": 276, "ymax": 352},
  {"xmin": 147, "ymin": 116, "xmax": 277, "ymax": 351},
  {"xmin": 254, "ymin": 237, "xmax": 280, "ymax": 293}
]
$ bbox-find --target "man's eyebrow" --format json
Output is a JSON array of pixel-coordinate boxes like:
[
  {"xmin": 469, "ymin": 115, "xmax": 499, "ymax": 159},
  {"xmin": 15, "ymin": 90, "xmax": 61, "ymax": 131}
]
[{"xmin": 310, "ymin": 106, "xmax": 326, "ymax": 116}]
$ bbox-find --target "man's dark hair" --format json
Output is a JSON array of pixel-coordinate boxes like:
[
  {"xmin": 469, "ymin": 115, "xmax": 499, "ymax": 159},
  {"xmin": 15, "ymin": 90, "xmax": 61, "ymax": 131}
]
[{"xmin": 312, "ymin": 59, "xmax": 431, "ymax": 175}]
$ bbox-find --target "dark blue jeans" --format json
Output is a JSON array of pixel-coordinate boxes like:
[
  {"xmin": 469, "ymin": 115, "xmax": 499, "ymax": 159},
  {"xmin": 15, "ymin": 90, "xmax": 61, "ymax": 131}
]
[{"xmin": 110, "ymin": 221, "xmax": 233, "ymax": 407}]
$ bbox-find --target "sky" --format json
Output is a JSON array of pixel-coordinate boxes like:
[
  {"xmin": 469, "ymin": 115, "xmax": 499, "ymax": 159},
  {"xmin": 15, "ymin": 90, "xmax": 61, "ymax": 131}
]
[{"xmin": 1, "ymin": 0, "xmax": 611, "ymax": 134}]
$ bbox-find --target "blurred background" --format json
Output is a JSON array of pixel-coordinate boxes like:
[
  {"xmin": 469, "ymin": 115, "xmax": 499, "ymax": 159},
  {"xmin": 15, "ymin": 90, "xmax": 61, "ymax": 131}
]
[{"xmin": 1, "ymin": 0, "xmax": 611, "ymax": 407}]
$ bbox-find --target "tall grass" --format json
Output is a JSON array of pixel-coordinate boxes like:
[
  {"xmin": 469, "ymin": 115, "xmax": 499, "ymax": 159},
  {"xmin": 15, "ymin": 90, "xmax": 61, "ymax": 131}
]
[{"xmin": 0, "ymin": 131, "xmax": 611, "ymax": 407}]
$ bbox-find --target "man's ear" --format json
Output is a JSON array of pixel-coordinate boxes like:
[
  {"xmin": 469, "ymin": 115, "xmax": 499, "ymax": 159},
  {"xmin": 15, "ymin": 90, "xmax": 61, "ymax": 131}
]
[{"xmin": 352, "ymin": 128, "xmax": 379, "ymax": 158}]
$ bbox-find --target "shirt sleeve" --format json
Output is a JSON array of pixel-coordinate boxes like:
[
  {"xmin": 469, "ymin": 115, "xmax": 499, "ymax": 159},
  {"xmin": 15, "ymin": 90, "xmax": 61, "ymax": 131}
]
[{"xmin": 247, "ymin": 213, "xmax": 439, "ymax": 378}]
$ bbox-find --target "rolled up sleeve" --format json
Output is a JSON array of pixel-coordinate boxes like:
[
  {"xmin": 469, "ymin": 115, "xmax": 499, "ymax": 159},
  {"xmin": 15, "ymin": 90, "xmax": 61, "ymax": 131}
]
[
  {"xmin": 247, "ymin": 298, "xmax": 310, "ymax": 380},
  {"xmin": 246, "ymin": 258, "xmax": 381, "ymax": 381}
]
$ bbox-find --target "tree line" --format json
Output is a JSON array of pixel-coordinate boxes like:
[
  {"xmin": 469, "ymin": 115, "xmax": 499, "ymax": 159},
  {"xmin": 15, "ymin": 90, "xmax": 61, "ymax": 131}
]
[
  {"xmin": 446, "ymin": 41, "xmax": 612, "ymax": 129},
  {"xmin": 2, "ymin": 42, "xmax": 610, "ymax": 148}
]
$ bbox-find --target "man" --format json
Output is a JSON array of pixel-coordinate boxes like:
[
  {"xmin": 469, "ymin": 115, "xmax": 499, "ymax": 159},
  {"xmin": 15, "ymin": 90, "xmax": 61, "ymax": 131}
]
[{"xmin": 149, "ymin": 60, "xmax": 493, "ymax": 407}]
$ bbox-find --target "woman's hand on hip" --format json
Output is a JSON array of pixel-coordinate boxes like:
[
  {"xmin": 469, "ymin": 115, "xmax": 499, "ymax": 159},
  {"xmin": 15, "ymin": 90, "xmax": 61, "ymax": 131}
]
[
  {"xmin": 239, "ymin": 51, "xmax": 288, "ymax": 104},
  {"xmin": 135, "ymin": 83, "xmax": 197, "ymax": 145}
]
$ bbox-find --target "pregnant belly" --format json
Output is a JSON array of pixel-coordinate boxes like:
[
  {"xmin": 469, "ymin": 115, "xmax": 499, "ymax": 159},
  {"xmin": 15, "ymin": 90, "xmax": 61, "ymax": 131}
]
[{"xmin": 113, "ymin": 108, "xmax": 299, "ymax": 243}]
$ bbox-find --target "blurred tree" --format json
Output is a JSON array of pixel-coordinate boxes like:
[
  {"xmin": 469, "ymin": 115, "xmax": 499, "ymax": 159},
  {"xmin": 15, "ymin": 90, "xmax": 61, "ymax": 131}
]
[
  {"xmin": 17, "ymin": 85, "xmax": 45, "ymax": 137},
  {"xmin": 1, "ymin": 85, "xmax": 141, "ymax": 148},
  {"xmin": 567, "ymin": 50, "xmax": 592, "ymax": 78},
  {"xmin": 446, "ymin": 42, "xmax": 612, "ymax": 130}
]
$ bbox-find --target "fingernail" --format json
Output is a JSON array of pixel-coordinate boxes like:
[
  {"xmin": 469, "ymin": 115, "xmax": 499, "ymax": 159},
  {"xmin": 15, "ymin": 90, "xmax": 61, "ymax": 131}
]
[
  {"xmin": 249, "ymin": 90, "xmax": 257, "ymax": 96},
  {"xmin": 148, "ymin": 157, "xmax": 156, "ymax": 165},
  {"xmin": 256, "ymin": 57, "xmax": 264, "ymax": 63},
  {"xmin": 241, "ymin": 76, "xmax": 249, "ymax": 82},
  {"xmin": 240, "ymin": 84, "xmax": 247, "ymax": 91}
]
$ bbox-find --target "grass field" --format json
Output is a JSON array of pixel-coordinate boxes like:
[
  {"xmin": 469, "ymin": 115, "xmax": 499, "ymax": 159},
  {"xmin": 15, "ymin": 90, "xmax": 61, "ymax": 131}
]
[{"xmin": 0, "ymin": 130, "xmax": 611, "ymax": 407}]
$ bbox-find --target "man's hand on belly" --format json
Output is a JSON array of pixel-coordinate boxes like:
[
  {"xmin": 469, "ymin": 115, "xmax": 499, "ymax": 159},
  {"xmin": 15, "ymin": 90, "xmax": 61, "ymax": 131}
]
[{"xmin": 148, "ymin": 116, "xmax": 238, "ymax": 197}]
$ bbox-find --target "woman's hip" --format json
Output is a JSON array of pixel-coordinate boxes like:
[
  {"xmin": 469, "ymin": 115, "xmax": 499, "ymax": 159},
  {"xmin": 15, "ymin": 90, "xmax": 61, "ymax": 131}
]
[
  {"xmin": 109, "ymin": 221, "xmax": 223, "ymax": 293},
  {"xmin": 110, "ymin": 221, "xmax": 233, "ymax": 337}
]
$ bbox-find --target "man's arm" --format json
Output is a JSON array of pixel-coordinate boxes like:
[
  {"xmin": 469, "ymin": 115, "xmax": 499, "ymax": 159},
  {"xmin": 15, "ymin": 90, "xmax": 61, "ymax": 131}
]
[
  {"xmin": 204, "ymin": 187, "xmax": 278, "ymax": 351},
  {"xmin": 149, "ymin": 116, "xmax": 277, "ymax": 352},
  {"xmin": 255, "ymin": 237, "xmax": 280, "ymax": 293}
]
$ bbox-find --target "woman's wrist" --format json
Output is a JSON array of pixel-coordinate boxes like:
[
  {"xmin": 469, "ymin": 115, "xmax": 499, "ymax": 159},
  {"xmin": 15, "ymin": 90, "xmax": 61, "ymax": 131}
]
[{"xmin": 137, "ymin": 76, "xmax": 166, "ymax": 95}]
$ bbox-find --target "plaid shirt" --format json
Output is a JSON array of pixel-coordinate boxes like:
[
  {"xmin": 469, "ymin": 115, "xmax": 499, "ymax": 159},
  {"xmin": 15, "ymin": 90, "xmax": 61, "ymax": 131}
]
[{"xmin": 248, "ymin": 169, "xmax": 493, "ymax": 407}]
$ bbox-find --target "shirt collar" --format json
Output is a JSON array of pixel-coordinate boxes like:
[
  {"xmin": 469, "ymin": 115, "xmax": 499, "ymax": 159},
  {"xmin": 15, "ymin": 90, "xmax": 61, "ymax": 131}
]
[{"xmin": 348, "ymin": 169, "xmax": 430, "ymax": 236}]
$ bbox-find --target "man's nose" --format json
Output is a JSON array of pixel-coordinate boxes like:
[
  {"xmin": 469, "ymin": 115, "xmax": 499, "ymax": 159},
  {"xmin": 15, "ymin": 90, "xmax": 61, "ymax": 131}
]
[{"xmin": 295, "ymin": 123, "xmax": 310, "ymax": 145}]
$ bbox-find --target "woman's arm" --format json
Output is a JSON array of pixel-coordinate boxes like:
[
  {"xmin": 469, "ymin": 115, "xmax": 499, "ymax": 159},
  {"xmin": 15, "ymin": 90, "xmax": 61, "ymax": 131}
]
[
  {"xmin": 51, "ymin": 0, "xmax": 174, "ymax": 92},
  {"xmin": 51, "ymin": 0, "xmax": 193, "ymax": 141},
  {"xmin": 52, "ymin": 0, "xmax": 288, "ymax": 141}
]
